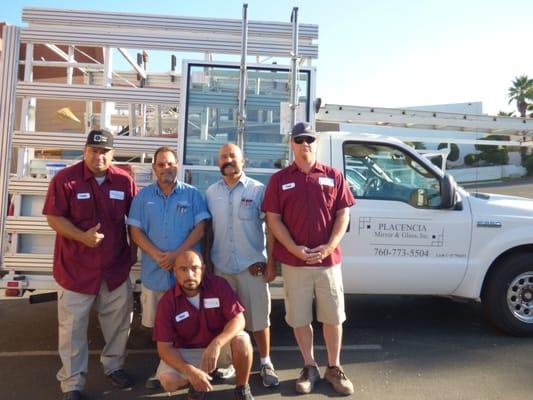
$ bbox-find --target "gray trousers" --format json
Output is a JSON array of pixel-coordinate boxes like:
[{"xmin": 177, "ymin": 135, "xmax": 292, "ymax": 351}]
[{"xmin": 56, "ymin": 279, "xmax": 132, "ymax": 392}]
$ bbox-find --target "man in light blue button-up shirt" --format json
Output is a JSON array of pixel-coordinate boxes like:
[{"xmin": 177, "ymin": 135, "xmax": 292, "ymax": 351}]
[
  {"xmin": 205, "ymin": 143, "xmax": 279, "ymax": 388},
  {"xmin": 127, "ymin": 146, "xmax": 210, "ymax": 387}
]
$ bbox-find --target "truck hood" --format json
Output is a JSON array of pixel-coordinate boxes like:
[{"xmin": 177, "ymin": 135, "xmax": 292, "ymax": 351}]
[{"xmin": 467, "ymin": 191, "xmax": 533, "ymax": 217}]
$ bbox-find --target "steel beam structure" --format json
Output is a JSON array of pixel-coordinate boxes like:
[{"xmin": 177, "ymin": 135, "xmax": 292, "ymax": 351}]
[
  {"xmin": 12, "ymin": 131, "xmax": 177, "ymax": 154},
  {"xmin": 317, "ymin": 104, "xmax": 533, "ymax": 138},
  {"xmin": 236, "ymin": 3, "xmax": 249, "ymax": 149},
  {"xmin": 17, "ymin": 82, "xmax": 180, "ymax": 104},
  {"xmin": 21, "ymin": 25, "xmax": 318, "ymax": 58},
  {"xmin": 0, "ymin": 26, "xmax": 21, "ymax": 265},
  {"xmin": 21, "ymin": 7, "xmax": 319, "ymax": 41},
  {"xmin": 2, "ymin": 5, "xmax": 319, "ymax": 288}
]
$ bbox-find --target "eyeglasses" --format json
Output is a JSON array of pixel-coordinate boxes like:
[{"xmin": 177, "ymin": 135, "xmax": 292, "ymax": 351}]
[{"xmin": 293, "ymin": 136, "xmax": 316, "ymax": 144}]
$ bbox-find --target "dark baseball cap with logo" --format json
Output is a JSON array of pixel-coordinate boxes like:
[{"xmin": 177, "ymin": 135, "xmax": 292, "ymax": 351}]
[
  {"xmin": 85, "ymin": 129, "xmax": 114, "ymax": 150},
  {"xmin": 291, "ymin": 122, "xmax": 317, "ymax": 138}
]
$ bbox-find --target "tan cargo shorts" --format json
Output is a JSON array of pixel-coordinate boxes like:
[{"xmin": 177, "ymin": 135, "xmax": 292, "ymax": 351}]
[{"xmin": 281, "ymin": 263, "xmax": 346, "ymax": 327}]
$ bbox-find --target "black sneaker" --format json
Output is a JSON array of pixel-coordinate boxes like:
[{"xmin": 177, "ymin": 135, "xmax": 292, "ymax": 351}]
[
  {"xmin": 187, "ymin": 387, "xmax": 207, "ymax": 400},
  {"xmin": 234, "ymin": 384, "xmax": 254, "ymax": 400},
  {"xmin": 106, "ymin": 369, "xmax": 132, "ymax": 389}
]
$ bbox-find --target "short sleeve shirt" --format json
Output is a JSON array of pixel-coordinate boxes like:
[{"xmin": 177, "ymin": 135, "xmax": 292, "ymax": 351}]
[
  {"xmin": 42, "ymin": 161, "xmax": 138, "ymax": 294},
  {"xmin": 262, "ymin": 162, "xmax": 355, "ymax": 267},
  {"xmin": 153, "ymin": 273, "xmax": 245, "ymax": 348},
  {"xmin": 206, "ymin": 174, "xmax": 266, "ymax": 274},
  {"xmin": 127, "ymin": 181, "xmax": 211, "ymax": 292}
]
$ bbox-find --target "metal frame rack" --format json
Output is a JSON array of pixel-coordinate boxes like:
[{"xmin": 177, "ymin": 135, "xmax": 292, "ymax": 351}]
[
  {"xmin": 0, "ymin": 6, "xmax": 319, "ymax": 292},
  {"xmin": 317, "ymin": 104, "xmax": 533, "ymax": 145}
]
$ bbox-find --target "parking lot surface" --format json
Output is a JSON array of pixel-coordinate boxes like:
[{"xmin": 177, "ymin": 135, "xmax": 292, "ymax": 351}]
[{"xmin": 2, "ymin": 293, "xmax": 533, "ymax": 400}]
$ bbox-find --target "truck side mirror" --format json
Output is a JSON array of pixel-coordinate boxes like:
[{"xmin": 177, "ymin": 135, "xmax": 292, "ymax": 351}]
[{"xmin": 440, "ymin": 174, "xmax": 457, "ymax": 209}]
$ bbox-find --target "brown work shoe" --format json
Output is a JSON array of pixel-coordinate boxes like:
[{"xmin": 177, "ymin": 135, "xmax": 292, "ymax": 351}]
[
  {"xmin": 295, "ymin": 364, "xmax": 320, "ymax": 394},
  {"xmin": 323, "ymin": 365, "xmax": 354, "ymax": 396}
]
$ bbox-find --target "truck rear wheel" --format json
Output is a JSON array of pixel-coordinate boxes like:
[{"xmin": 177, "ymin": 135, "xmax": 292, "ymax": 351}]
[{"xmin": 483, "ymin": 253, "xmax": 533, "ymax": 336}]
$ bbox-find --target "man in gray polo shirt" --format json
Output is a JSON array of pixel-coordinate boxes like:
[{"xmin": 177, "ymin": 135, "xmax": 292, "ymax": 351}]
[{"xmin": 205, "ymin": 143, "xmax": 279, "ymax": 388}]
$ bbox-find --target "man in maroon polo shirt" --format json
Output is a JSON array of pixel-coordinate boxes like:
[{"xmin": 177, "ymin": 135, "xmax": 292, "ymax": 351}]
[
  {"xmin": 43, "ymin": 129, "xmax": 138, "ymax": 400},
  {"xmin": 262, "ymin": 122, "xmax": 356, "ymax": 396},
  {"xmin": 153, "ymin": 249, "xmax": 254, "ymax": 400}
]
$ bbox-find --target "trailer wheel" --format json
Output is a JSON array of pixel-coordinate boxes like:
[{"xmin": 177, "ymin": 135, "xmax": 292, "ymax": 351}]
[{"xmin": 483, "ymin": 253, "xmax": 533, "ymax": 336}]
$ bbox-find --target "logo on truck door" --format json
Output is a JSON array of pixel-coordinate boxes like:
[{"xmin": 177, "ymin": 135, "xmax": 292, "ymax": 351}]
[{"xmin": 359, "ymin": 216, "xmax": 445, "ymax": 257}]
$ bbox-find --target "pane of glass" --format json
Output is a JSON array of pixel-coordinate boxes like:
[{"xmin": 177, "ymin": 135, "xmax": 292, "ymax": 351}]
[
  {"xmin": 344, "ymin": 142, "xmax": 441, "ymax": 207},
  {"xmin": 17, "ymin": 234, "xmax": 54, "ymax": 254},
  {"xmin": 20, "ymin": 195, "xmax": 45, "ymax": 216},
  {"xmin": 184, "ymin": 64, "xmax": 309, "ymax": 168}
]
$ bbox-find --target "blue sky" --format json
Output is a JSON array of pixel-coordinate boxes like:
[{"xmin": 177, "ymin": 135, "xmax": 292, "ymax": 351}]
[{"xmin": 3, "ymin": 0, "xmax": 533, "ymax": 115}]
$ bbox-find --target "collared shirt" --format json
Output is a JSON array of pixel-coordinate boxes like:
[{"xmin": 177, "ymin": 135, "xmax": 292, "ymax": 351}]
[
  {"xmin": 153, "ymin": 273, "xmax": 245, "ymax": 349},
  {"xmin": 206, "ymin": 174, "xmax": 266, "ymax": 274},
  {"xmin": 42, "ymin": 161, "xmax": 138, "ymax": 294},
  {"xmin": 127, "ymin": 181, "xmax": 210, "ymax": 292},
  {"xmin": 262, "ymin": 161, "xmax": 355, "ymax": 267}
]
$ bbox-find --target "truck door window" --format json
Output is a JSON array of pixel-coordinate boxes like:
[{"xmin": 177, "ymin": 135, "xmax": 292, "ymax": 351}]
[{"xmin": 343, "ymin": 142, "xmax": 441, "ymax": 208}]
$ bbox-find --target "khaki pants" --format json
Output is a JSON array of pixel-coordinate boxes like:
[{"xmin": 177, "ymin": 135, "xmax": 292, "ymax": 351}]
[
  {"xmin": 140, "ymin": 285, "xmax": 166, "ymax": 328},
  {"xmin": 215, "ymin": 268, "xmax": 271, "ymax": 332},
  {"xmin": 57, "ymin": 279, "xmax": 133, "ymax": 392}
]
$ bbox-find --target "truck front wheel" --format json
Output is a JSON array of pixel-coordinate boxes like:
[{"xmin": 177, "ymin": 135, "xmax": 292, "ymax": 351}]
[{"xmin": 483, "ymin": 253, "xmax": 533, "ymax": 336}]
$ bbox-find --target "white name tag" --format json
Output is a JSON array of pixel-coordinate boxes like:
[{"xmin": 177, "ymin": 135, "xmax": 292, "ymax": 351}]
[
  {"xmin": 282, "ymin": 182, "xmax": 295, "ymax": 191},
  {"xmin": 204, "ymin": 298, "xmax": 220, "ymax": 309},
  {"xmin": 109, "ymin": 190, "xmax": 125, "ymax": 200},
  {"xmin": 319, "ymin": 177, "xmax": 334, "ymax": 187},
  {"xmin": 77, "ymin": 192, "xmax": 91, "ymax": 200},
  {"xmin": 175, "ymin": 311, "xmax": 190, "ymax": 322}
]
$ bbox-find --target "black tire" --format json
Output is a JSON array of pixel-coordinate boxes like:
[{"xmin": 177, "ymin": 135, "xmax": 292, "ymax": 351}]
[{"xmin": 483, "ymin": 252, "xmax": 533, "ymax": 336}]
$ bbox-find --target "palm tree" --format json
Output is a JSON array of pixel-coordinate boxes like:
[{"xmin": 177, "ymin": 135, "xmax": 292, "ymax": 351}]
[
  {"xmin": 498, "ymin": 111, "xmax": 515, "ymax": 117},
  {"xmin": 508, "ymin": 75, "xmax": 533, "ymax": 117}
]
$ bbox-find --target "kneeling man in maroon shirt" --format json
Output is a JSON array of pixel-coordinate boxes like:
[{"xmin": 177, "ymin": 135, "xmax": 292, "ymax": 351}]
[{"xmin": 153, "ymin": 249, "xmax": 254, "ymax": 400}]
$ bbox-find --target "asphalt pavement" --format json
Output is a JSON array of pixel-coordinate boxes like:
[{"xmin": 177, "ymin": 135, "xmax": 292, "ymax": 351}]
[{"xmin": 1, "ymin": 294, "xmax": 533, "ymax": 400}]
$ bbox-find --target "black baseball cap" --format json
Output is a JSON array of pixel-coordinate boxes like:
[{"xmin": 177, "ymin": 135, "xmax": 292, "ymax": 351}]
[
  {"xmin": 85, "ymin": 129, "xmax": 114, "ymax": 150},
  {"xmin": 291, "ymin": 122, "xmax": 317, "ymax": 138}
]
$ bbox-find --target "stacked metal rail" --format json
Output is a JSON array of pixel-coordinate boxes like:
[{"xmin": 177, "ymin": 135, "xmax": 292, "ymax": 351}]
[
  {"xmin": 0, "ymin": 6, "xmax": 319, "ymax": 288},
  {"xmin": 317, "ymin": 104, "xmax": 533, "ymax": 141}
]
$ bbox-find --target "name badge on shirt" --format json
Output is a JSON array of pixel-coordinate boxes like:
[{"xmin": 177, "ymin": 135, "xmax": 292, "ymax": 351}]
[
  {"xmin": 77, "ymin": 192, "xmax": 91, "ymax": 200},
  {"xmin": 318, "ymin": 177, "xmax": 334, "ymax": 187},
  {"xmin": 175, "ymin": 311, "xmax": 190, "ymax": 322},
  {"xmin": 282, "ymin": 182, "xmax": 295, "ymax": 191},
  {"xmin": 204, "ymin": 298, "xmax": 220, "ymax": 309},
  {"xmin": 109, "ymin": 190, "xmax": 125, "ymax": 200}
]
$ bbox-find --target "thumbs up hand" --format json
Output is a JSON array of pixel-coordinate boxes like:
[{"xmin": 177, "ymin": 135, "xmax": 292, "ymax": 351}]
[{"xmin": 82, "ymin": 222, "xmax": 105, "ymax": 248}]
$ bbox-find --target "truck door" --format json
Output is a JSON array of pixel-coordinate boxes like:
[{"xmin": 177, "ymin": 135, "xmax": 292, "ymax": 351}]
[{"xmin": 340, "ymin": 141, "xmax": 470, "ymax": 294}]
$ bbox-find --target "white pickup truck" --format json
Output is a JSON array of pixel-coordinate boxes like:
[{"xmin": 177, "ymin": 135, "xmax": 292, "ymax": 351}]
[{"xmin": 316, "ymin": 131, "xmax": 533, "ymax": 336}]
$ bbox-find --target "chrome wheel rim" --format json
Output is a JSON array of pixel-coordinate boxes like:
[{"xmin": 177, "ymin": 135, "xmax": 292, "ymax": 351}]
[{"xmin": 507, "ymin": 272, "xmax": 533, "ymax": 323}]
